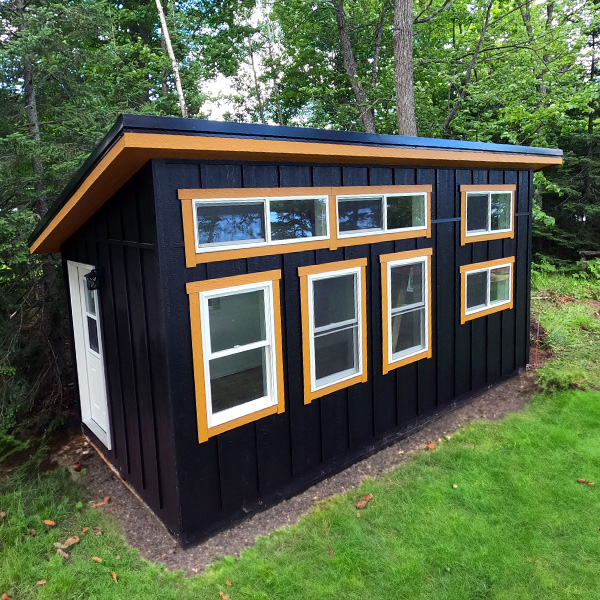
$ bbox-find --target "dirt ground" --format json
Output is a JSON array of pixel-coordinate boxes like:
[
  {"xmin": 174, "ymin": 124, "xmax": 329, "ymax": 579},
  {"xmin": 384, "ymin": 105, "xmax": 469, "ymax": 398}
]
[{"xmin": 52, "ymin": 365, "xmax": 540, "ymax": 575}]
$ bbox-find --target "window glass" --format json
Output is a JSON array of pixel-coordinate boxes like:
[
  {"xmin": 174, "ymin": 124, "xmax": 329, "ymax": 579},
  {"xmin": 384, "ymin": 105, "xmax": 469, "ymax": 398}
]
[
  {"xmin": 491, "ymin": 193, "xmax": 511, "ymax": 230},
  {"xmin": 338, "ymin": 197, "xmax": 383, "ymax": 233},
  {"xmin": 270, "ymin": 198, "xmax": 327, "ymax": 240},
  {"xmin": 87, "ymin": 316, "xmax": 99, "ymax": 353},
  {"xmin": 490, "ymin": 266, "xmax": 510, "ymax": 303},
  {"xmin": 85, "ymin": 285, "xmax": 96, "ymax": 316},
  {"xmin": 466, "ymin": 271, "xmax": 488, "ymax": 310},
  {"xmin": 391, "ymin": 308, "xmax": 424, "ymax": 355},
  {"xmin": 387, "ymin": 194, "xmax": 425, "ymax": 230},
  {"xmin": 467, "ymin": 193, "xmax": 489, "ymax": 232},
  {"xmin": 314, "ymin": 327, "xmax": 358, "ymax": 382},
  {"xmin": 208, "ymin": 290, "xmax": 266, "ymax": 353},
  {"xmin": 313, "ymin": 273, "xmax": 356, "ymax": 328},
  {"xmin": 209, "ymin": 347, "xmax": 267, "ymax": 413},
  {"xmin": 197, "ymin": 202, "xmax": 265, "ymax": 245},
  {"xmin": 390, "ymin": 263, "xmax": 423, "ymax": 308}
]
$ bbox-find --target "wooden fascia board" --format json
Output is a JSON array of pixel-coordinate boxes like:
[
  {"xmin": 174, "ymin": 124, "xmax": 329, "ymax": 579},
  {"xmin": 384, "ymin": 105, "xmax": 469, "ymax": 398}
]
[{"xmin": 30, "ymin": 131, "xmax": 562, "ymax": 254}]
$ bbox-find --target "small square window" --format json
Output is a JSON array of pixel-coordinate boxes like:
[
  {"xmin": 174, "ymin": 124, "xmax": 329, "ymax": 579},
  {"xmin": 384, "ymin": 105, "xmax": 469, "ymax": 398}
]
[
  {"xmin": 461, "ymin": 186, "xmax": 515, "ymax": 244},
  {"xmin": 460, "ymin": 258, "xmax": 514, "ymax": 323}
]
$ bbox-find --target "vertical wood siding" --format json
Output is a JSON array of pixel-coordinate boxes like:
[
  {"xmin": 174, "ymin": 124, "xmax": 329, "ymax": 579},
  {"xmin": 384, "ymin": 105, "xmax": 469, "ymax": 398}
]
[
  {"xmin": 62, "ymin": 164, "xmax": 180, "ymax": 534},
  {"xmin": 152, "ymin": 158, "xmax": 533, "ymax": 546}
]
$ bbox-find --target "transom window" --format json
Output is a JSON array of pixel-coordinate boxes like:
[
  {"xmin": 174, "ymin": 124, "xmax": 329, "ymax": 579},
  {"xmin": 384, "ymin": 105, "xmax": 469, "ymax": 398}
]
[
  {"xmin": 194, "ymin": 195, "xmax": 328, "ymax": 251},
  {"xmin": 460, "ymin": 185, "xmax": 516, "ymax": 244},
  {"xmin": 380, "ymin": 249, "xmax": 432, "ymax": 373},
  {"xmin": 187, "ymin": 271, "xmax": 285, "ymax": 442},
  {"xmin": 460, "ymin": 258, "xmax": 515, "ymax": 323},
  {"xmin": 337, "ymin": 192, "xmax": 427, "ymax": 238},
  {"xmin": 298, "ymin": 259, "xmax": 368, "ymax": 403}
]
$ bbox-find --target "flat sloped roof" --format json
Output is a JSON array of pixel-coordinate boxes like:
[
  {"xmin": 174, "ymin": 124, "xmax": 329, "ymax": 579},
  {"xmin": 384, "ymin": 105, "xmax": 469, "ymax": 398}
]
[{"xmin": 29, "ymin": 114, "xmax": 562, "ymax": 254}]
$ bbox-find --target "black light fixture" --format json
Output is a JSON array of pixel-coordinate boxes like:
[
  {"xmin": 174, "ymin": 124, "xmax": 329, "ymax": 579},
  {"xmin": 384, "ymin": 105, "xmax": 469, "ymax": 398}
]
[{"xmin": 84, "ymin": 268, "xmax": 101, "ymax": 291}]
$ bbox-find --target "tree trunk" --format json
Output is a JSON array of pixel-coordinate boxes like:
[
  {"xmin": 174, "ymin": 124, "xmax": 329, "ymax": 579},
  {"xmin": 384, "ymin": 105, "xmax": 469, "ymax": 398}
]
[
  {"xmin": 332, "ymin": 0, "xmax": 377, "ymax": 133},
  {"xmin": 154, "ymin": 0, "xmax": 188, "ymax": 118},
  {"xmin": 393, "ymin": 0, "xmax": 418, "ymax": 136},
  {"xmin": 247, "ymin": 36, "xmax": 266, "ymax": 124}
]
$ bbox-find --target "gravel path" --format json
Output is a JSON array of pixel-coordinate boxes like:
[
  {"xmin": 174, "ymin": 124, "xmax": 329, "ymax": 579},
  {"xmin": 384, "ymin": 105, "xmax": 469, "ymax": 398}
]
[{"xmin": 57, "ymin": 369, "xmax": 537, "ymax": 575}]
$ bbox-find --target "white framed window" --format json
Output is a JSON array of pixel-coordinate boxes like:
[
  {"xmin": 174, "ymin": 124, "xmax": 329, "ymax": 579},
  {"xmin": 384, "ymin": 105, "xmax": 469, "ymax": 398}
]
[
  {"xmin": 187, "ymin": 271, "xmax": 285, "ymax": 442},
  {"xmin": 460, "ymin": 185, "xmax": 516, "ymax": 244},
  {"xmin": 336, "ymin": 192, "xmax": 427, "ymax": 238},
  {"xmin": 193, "ymin": 195, "xmax": 329, "ymax": 252},
  {"xmin": 380, "ymin": 249, "xmax": 432, "ymax": 373},
  {"xmin": 298, "ymin": 258, "xmax": 368, "ymax": 403},
  {"xmin": 460, "ymin": 257, "xmax": 515, "ymax": 323}
]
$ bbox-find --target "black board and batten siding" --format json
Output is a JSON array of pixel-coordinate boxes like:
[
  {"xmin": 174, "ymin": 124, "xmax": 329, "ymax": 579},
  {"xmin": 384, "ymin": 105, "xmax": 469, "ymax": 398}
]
[
  {"xmin": 61, "ymin": 164, "xmax": 180, "ymax": 533},
  {"xmin": 152, "ymin": 158, "xmax": 533, "ymax": 546}
]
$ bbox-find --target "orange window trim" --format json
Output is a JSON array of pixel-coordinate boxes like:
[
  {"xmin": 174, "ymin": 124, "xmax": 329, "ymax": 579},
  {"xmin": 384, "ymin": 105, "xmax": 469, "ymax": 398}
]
[
  {"xmin": 460, "ymin": 257, "xmax": 515, "ymax": 324},
  {"xmin": 298, "ymin": 258, "xmax": 368, "ymax": 404},
  {"xmin": 187, "ymin": 270, "xmax": 285, "ymax": 443},
  {"xmin": 380, "ymin": 249, "xmax": 433, "ymax": 374},
  {"xmin": 180, "ymin": 185, "xmax": 432, "ymax": 267},
  {"xmin": 460, "ymin": 184, "xmax": 517, "ymax": 246}
]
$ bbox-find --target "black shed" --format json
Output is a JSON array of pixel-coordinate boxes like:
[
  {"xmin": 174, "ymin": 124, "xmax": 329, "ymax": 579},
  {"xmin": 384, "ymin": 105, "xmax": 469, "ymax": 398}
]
[{"xmin": 29, "ymin": 114, "xmax": 562, "ymax": 546}]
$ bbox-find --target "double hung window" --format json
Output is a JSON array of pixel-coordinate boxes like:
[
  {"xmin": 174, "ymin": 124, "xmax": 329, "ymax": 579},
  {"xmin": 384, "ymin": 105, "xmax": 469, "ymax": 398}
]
[
  {"xmin": 337, "ymin": 192, "xmax": 428, "ymax": 238},
  {"xmin": 380, "ymin": 249, "xmax": 432, "ymax": 373},
  {"xmin": 460, "ymin": 185, "xmax": 516, "ymax": 244},
  {"xmin": 460, "ymin": 258, "xmax": 514, "ymax": 323},
  {"xmin": 187, "ymin": 271, "xmax": 285, "ymax": 442},
  {"xmin": 194, "ymin": 195, "xmax": 328, "ymax": 251},
  {"xmin": 298, "ymin": 259, "xmax": 368, "ymax": 403}
]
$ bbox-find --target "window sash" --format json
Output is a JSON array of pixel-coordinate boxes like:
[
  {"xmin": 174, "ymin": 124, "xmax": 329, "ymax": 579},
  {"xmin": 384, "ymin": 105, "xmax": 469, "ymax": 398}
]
[
  {"xmin": 386, "ymin": 256, "xmax": 429, "ymax": 364},
  {"xmin": 465, "ymin": 191, "xmax": 513, "ymax": 237},
  {"xmin": 194, "ymin": 195, "xmax": 330, "ymax": 252},
  {"xmin": 307, "ymin": 267, "xmax": 363, "ymax": 392},
  {"xmin": 464, "ymin": 262, "xmax": 513, "ymax": 316},
  {"xmin": 199, "ymin": 281, "xmax": 278, "ymax": 429},
  {"xmin": 337, "ymin": 192, "xmax": 428, "ymax": 238}
]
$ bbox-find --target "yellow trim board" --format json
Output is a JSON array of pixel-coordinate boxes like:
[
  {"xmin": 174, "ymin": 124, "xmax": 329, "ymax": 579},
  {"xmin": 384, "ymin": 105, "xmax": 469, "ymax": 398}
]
[
  {"xmin": 187, "ymin": 269, "xmax": 284, "ymax": 443},
  {"xmin": 460, "ymin": 185, "xmax": 517, "ymax": 246},
  {"xmin": 31, "ymin": 130, "xmax": 560, "ymax": 254},
  {"xmin": 380, "ymin": 249, "xmax": 433, "ymax": 374},
  {"xmin": 298, "ymin": 258, "xmax": 368, "ymax": 404},
  {"xmin": 460, "ymin": 257, "xmax": 515, "ymax": 324}
]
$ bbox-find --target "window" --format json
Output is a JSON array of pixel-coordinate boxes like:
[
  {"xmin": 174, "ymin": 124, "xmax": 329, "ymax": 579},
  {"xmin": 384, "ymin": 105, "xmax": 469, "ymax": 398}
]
[
  {"xmin": 194, "ymin": 195, "xmax": 328, "ymax": 251},
  {"xmin": 187, "ymin": 271, "xmax": 285, "ymax": 442},
  {"xmin": 380, "ymin": 249, "xmax": 432, "ymax": 373},
  {"xmin": 298, "ymin": 258, "xmax": 368, "ymax": 403},
  {"xmin": 460, "ymin": 184, "xmax": 516, "ymax": 244},
  {"xmin": 460, "ymin": 257, "xmax": 515, "ymax": 323},
  {"xmin": 337, "ymin": 192, "xmax": 427, "ymax": 238}
]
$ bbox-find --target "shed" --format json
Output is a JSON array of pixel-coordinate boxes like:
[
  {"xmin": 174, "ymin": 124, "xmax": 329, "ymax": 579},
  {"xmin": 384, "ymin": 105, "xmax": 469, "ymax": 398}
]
[{"xmin": 29, "ymin": 115, "xmax": 562, "ymax": 546}]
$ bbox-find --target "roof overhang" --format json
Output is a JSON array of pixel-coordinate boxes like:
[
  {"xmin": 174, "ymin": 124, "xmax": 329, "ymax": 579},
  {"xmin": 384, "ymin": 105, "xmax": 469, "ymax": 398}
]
[{"xmin": 29, "ymin": 115, "xmax": 563, "ymax": 254}]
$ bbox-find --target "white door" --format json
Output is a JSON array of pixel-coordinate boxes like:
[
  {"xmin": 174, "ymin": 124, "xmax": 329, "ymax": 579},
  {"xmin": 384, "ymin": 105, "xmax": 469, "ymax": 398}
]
[{"xmin": 67, "ymin": 261, "xmax": 112, "ymax": 450}]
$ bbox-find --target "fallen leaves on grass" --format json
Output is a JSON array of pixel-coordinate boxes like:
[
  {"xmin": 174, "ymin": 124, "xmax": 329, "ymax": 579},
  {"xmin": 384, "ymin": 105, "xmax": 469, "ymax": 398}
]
[
  {"xmin": 110, "ymin": 571, "xmax": 117, "ymax": 583},
  {"xmin": 219, "ymin": 592, "xmax": 230, "ymax": 600},
  {"xmin": 43, "ymin": 520, "xmax": 55, "ymax": 527},
  {"xmin": 56, "ymin": 549, "xmax": 69, "ymax": 559},
  {"xmin": 92, "ymin": 557, "xmax": 102, "ymax": 563},
  {"xmin": 82, "ymin": 527, "xmax": 89, "ymax": 533},
  {"xmin": 2, "ymin": 593, "xmax": 12, "ymax": 600},
  {"xmin": 53, "ymin": 542, "xmax": 67, "ymax": 549},
  {"xmin": 452, "ymin": 484, "xmax": 458, "ymax": 489},
  {"xmin": 36, "ymin": 580, "xmax": 46, "ymax": 586},
  {"xmin": 576, "ymin": 479, "xmax": 595, "ymax": 485},
  {"xmin": 73, "ymin": 462, "xmax": 83, "ymax": 472},
  {"xmin": 427, "ymin": 443, "xmax": 436, "ymax": 450},
  {"xmin": 226, "ymin": 581, "xmax": 232, "ymax": 586},
  {"xmin": 93, "ymin": 527, "xmax": 102, "ymax": 535},
  {"xmin": 64, "ymin": 536, "xmax": 80, "ymax": 548},
  {"xmin": 0, "ymin": 511, "xmax": 5, "ymax": 519},
  {"xmin": 29, "ymin": 529, "xmax": 36, "ymax": 537},
  {"xmin": 356, "ymin": 493, "xmax": 373, "ymax": 509}
]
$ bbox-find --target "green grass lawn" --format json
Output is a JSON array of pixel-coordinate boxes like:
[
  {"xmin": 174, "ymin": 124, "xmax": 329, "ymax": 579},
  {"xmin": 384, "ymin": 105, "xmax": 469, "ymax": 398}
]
[{"xmin": 2, "ymin": 271, "xmax": 600, "ymax": 600}]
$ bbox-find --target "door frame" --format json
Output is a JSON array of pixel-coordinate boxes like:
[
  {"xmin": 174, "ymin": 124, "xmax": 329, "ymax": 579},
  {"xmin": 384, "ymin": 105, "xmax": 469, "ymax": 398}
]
[{"xmin": 67, "ymin": 260, "xmax": 112, "ymax": 450}]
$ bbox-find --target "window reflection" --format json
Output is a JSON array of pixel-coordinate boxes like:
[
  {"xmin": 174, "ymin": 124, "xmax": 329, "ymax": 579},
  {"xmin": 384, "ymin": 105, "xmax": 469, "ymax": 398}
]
[
  {"xmin": 338, "ymin": 197, "xmax": 383, "ymax": 232},
  {"xmin": 270, "ymin": 198, "xmax": 327, "ymax": 240},
  {"xmin": 197, "ymin": 202, "xmax": 265, "ymax": 245}
]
